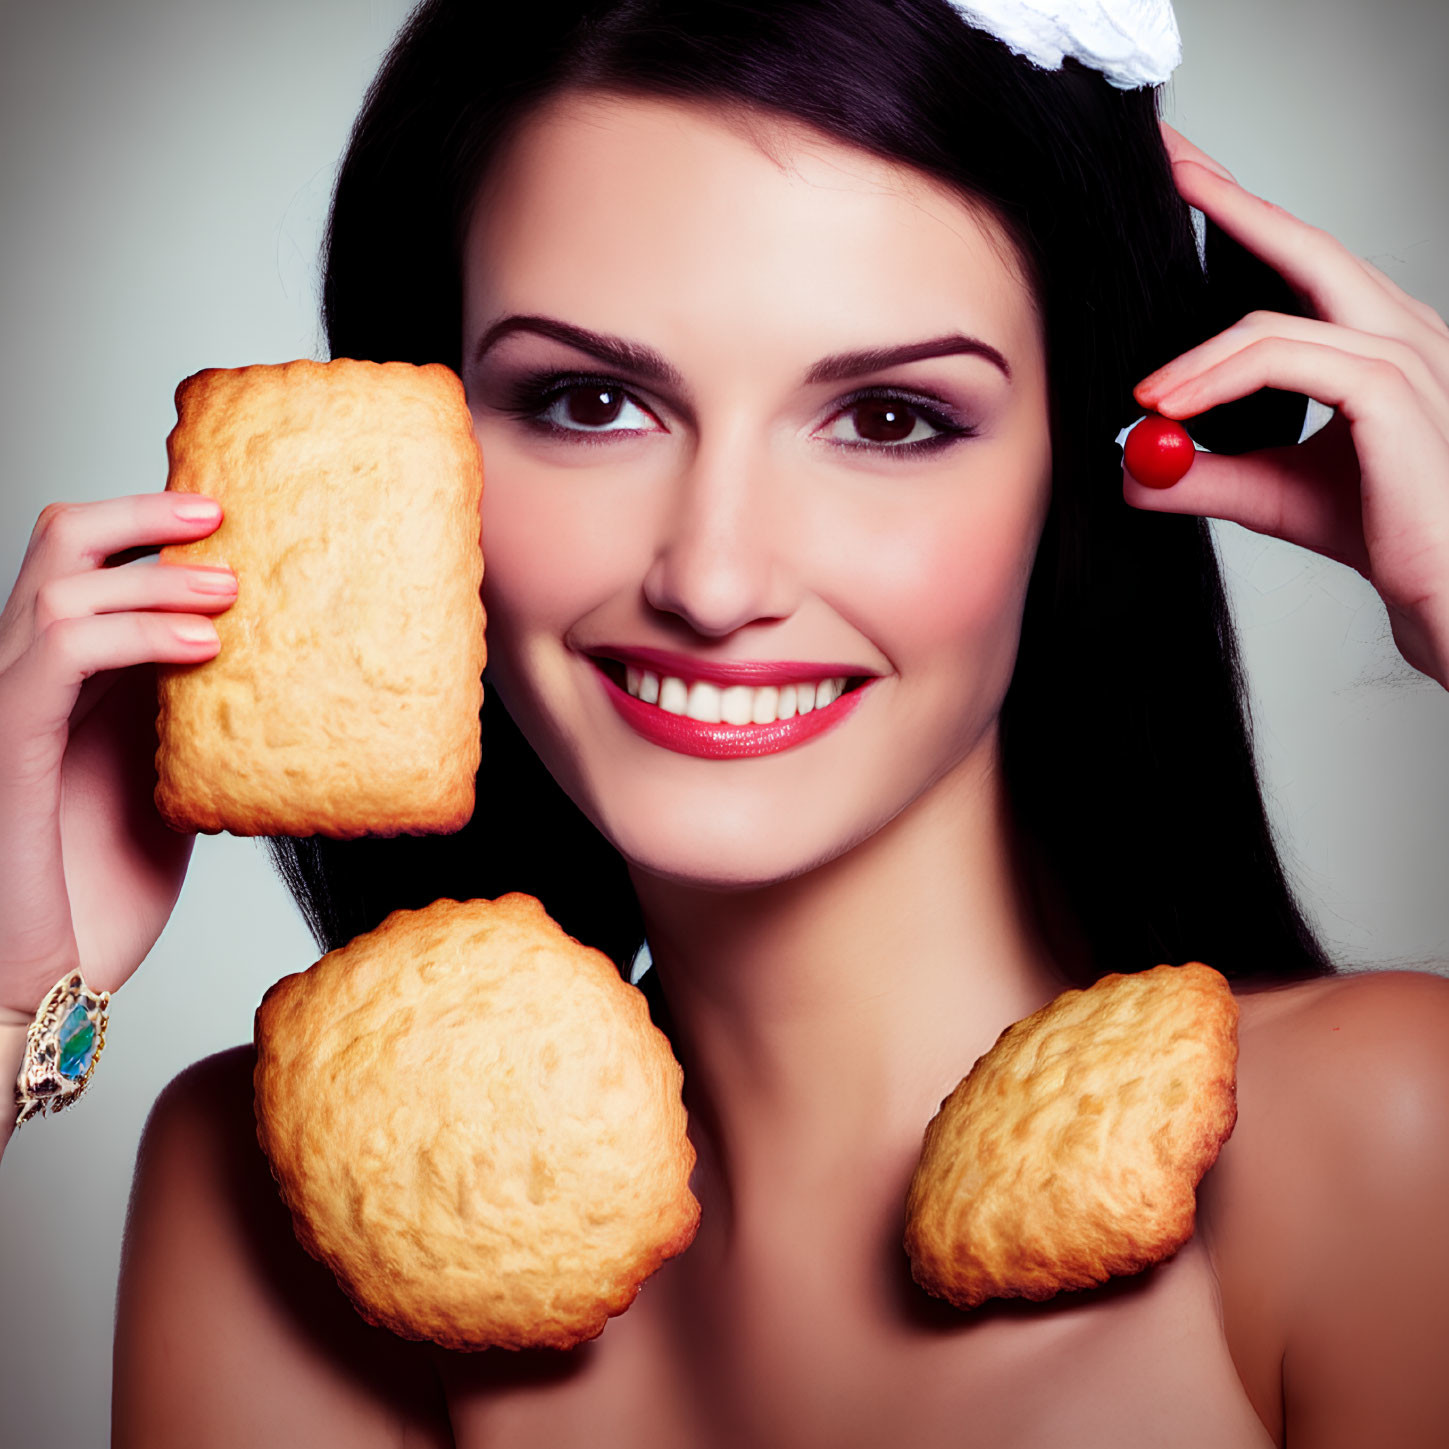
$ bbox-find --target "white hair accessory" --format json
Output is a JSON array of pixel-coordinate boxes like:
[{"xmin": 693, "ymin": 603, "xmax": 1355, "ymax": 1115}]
[{"xmin": 945, "ymin": 0, "xmax": 1182, "ymax": 89}]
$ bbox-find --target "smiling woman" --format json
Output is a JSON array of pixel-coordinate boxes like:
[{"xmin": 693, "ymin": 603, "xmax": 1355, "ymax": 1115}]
[
  {"xmin": 277, "ymin": 0, "xmax": 1331, "ymax": 986},
  {"xmin": 251, "ymin": 3, "xmax": 1446, "ymax": 1442},
  {"xmin": 463, "ymin": 91, "xmax": 1053, "ymax": 889},
  {"xmin": 3, "ymin": 1, "xmax": 1449, "ymax": 1447}
]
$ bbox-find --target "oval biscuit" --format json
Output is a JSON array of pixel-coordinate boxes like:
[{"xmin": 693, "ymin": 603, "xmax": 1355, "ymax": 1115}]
[{"xmin": 904, "ymin": 961, "xmax": 1238, "ymax": 1309}]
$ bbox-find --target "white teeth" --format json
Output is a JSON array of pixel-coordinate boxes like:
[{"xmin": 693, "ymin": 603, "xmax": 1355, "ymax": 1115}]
[
  {"xmin": 658, "ymin": 676, "xmax": 688, "ymax": 714},
  {"xmin": 720, "ymin": 685, "xmax": 753, "ymax": 725},
  {"xmin": 621, "ymin": 668, "xmax": 852, "ymax": 724},
  {"xmin": 686, "ymin": 681, "xmax": 722, "ymax": 723}
]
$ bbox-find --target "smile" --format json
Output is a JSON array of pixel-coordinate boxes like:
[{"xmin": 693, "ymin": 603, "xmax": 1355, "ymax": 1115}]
[
  {"xmin": 625, "ymin": 667, "xmax": 851, "ymax": 724},
  {"xmin": 586, "ymin": 647, "xmax": 876, "ymax": 759}
]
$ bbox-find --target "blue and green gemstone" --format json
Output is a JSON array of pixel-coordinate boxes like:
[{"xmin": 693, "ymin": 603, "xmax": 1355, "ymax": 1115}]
[{"xmin": 56, "ymin": 1002, "xmax": 98, "ymax": 1080}]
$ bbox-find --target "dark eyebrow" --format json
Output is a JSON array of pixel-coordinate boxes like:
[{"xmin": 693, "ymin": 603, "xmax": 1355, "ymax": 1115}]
[
  {"xmin": 472, "ymin": 315, "xmax": 686, "ymax": 389},
  {"xmin": 805, "ymin": 333, "xmax": 1011, "ymax": 384},
  {"xmin": 471, "ymin": 314, "xmax": 1012, "ymax": 388}
]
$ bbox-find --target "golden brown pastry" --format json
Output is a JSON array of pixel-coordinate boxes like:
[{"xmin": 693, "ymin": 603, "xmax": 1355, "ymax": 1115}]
[
  {"xmin": 154, "ymin": 358, "xmax": 485, "ymax": 837},
  {"xmin": 904, "ymin": 961, "xmax": 1238, "ymax": 1309},
  {"xmin": 253, "ymin": 894, "xmax": 700, "ymax": 1351}
]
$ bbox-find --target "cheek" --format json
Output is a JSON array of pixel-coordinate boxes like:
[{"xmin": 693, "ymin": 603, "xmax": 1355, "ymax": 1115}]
[
  {"xmin": 829, "ymin": 459, "xmax": 1050, "ymax": 682},
  {"xmin": 478, "ymin": 453, "xmax": 637, "ymax": 647}
]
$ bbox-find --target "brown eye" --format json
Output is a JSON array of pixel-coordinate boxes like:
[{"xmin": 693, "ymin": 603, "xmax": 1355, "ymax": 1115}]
[
  {"xmin": 850, "ymin": 399, "xmax": 919, "ymax": 443},
  {"xmin": 563, "ymin": 386, "xmax": 627, "ymax": 427},
  {"xmin": 821, "ymin": 393, "xmax": 959, "ymax": 451},
  {"xmin": 536, "ymin": 382, "xmax": 659, "ymax": 435}
]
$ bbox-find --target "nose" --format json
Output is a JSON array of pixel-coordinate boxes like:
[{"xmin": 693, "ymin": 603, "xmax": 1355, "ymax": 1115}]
[{"xmin": 641, "ymin": 434, "xmax": 798, "ymax": 639}]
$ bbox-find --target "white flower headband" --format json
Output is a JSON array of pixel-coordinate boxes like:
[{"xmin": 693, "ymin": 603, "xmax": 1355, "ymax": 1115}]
[{"xmin": 945, "ymin": 0, "xmax": 1181, "ymax": 89}]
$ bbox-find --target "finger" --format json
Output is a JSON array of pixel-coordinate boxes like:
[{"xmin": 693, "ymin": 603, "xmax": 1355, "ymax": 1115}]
[
  {"xmin": 1123, "ymin": 419, "xmax": 1370, "ymax": 572},
  {"xmin": 0, "ymin": 559, "xmax": 235, "ymax": 675},
  {"xmin": 1353, "ymin": 254, "xmax": 1449, "ymax": 341},
  {"xmin": 1169, "ymin": 158, "xmax": 1418, "ymax": 336},
  {"xmin": 11, "ymin": 493, "xmax": 223, "ymax": 596},
  {"xmin": 1160, "ymin": 133, "xmax": 1449, "ymax": 346},
  {"xmin": 6, "ymin": 611, "xmax": 220, "ymax": 742},
  {"xmin": 1139, "ymin": 312, "xmax": 1449, "ymax": 427},
  {"xmin": 1145, "ymin": 335, "xmax": 1442, "ymax": 438},
  {"xmin": 30, "ymin": 561, "xmax": 238, "ymax": 638},
  {"xmin": 1158, "ymin": 123, "xmax": 1236, "ymax": 182}
]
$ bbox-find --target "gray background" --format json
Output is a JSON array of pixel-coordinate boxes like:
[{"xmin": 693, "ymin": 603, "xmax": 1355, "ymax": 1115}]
[{"xmin": 1, "ymin": 0, "xmax": 1446, "ymax": 1441}]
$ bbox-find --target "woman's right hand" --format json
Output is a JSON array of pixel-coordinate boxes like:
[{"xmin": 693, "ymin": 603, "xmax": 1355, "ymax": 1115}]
[{"xmin": 0, "ymin": 493, "xmax": 237, "ymax": 1027}]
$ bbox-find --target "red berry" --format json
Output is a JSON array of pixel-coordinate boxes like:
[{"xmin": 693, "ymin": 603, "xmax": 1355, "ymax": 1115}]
[{"xmin": 1124, "ymin": 415, "xmax": 1196, "ymax": 489}]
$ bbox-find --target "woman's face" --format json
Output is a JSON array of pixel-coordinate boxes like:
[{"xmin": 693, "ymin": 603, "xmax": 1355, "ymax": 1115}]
[{"xmin": 462, "ymin": 91, "xmax": 1051, "ymax": 890}]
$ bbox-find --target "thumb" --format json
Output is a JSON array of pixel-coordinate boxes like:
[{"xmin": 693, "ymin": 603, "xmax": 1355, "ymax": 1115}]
[{"xmin": 1123, "ymin": 416, "xmax": 1368, "ymax": 574}]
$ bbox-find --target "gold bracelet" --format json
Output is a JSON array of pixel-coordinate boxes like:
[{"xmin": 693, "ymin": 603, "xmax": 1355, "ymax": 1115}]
[{"xmin": 13, "ymin": 971, "xmax": 110, "ymax": 1129}]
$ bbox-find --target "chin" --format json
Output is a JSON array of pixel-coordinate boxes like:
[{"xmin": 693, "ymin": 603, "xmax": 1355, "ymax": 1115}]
[{"xmin": 596, "ymin": 793, "xmax": 883, "ymax": 895}]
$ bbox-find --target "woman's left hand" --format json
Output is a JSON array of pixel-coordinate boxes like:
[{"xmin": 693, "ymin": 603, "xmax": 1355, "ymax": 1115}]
[{"xmin": 1126, "ymin": 123, "xmax": 1449, "ymax": 690}]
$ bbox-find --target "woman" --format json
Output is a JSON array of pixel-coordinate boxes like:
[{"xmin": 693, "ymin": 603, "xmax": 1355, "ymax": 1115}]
[{"xmin": 3, "ymin": 1, "xmax": 1447, "ymax": 1443}]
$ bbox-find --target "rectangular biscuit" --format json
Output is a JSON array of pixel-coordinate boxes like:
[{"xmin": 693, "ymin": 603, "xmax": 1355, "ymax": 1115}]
[{"xmin": 155, "ymin": 359, "xmax": 485, "ymax": 837}]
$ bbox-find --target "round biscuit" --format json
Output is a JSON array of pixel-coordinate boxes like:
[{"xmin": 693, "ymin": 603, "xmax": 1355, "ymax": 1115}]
[{"xmin": 253, "ymin": 894, "xmax": 700, "ymax": 1350}]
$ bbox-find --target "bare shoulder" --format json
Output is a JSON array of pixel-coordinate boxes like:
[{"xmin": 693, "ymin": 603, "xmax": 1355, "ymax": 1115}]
[
  {"xmin": 114, "ymin": 1044, "xmax": 454, "ymax": 1449},
  {"xmin": 1232, "ymin": 968, "xmax": 1449, "ymax": 1165},
  {"xmin": 1218, "ymin": 966, "xmax": 1449, "ymax": 1230},
  {"xmin": 1204, "ymin": 970, "xmax": 1449, "ymax": 1449},
  {"xmin": 1235, "ymin": 963, "xmax": 1449, "ymax": 1037}
]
